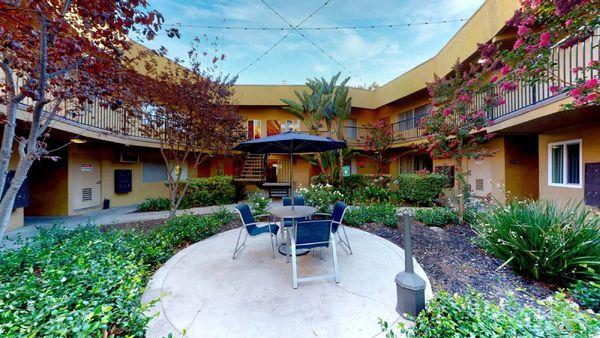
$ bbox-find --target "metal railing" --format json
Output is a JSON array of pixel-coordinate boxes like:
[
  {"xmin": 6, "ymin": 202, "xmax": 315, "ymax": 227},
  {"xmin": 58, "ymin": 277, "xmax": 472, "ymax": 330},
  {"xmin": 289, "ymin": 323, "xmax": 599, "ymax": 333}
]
[
  {"xmin": 5, "ymin": 27, "xmax": 595, "ymax": 146},
  {"xmin": 475, "ymin": 26, "xmax": 599, "ymax": 120}
]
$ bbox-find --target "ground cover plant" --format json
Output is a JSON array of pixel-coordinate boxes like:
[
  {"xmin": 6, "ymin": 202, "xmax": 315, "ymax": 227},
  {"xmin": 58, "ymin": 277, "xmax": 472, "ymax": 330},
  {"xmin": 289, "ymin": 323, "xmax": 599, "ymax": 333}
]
[
  {"xmin": 380, "ymin": 290, "xmax": 600, "ymax": 337},
  {"xmin": 473, "ymin": 200, "xmax": 600, "ymax": 285},
  {"xmin": 0, "ymin": 210, "xmax": 235, "ymax": 336},
  {"xmin": 569, "ymin": 280, "xmax": 600, "ymax": 313},
  {"xmin": 137, "ymin": 197, "xmax": 171, "ymax": 212},
  {"xmin": 413, "ymin": 207, "xmax": 458, "ymax": 227},
  {"xmin": 344, "ymin": 204, "xmax": 397, "ymax": 228}
]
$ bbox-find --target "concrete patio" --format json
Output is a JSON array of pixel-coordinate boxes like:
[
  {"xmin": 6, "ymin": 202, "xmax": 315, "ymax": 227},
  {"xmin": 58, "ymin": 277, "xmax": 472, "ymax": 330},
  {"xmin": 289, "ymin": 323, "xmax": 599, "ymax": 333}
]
[{"xmin": 142, "ymin": 226, "xmax": 432, "ymax": 338}]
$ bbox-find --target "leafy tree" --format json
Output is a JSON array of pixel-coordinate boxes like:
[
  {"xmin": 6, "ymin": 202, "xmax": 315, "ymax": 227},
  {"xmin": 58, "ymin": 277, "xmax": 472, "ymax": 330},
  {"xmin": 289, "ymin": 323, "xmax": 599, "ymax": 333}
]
[
  {"xmin": 124, "ymin": 37, "xmax": 244, "ymax": 218},
  {"xmin": 0, "ymin": 0, "xmax": 163, "ymax": 238}
]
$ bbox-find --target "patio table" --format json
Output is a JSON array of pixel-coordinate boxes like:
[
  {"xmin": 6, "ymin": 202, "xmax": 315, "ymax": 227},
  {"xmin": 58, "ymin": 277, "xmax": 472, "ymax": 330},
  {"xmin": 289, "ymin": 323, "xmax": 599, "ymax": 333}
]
[{"xmin": 270, "ymin": 205, "xmax": 317, "ymax": 256}]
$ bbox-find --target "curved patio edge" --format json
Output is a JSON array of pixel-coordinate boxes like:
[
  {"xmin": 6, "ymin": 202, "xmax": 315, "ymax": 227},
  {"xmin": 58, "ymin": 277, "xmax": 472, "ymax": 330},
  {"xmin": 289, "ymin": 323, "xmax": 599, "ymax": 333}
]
[{"xmin": 142, "ymin": 226, "xmax": 432, "ymax": 338}]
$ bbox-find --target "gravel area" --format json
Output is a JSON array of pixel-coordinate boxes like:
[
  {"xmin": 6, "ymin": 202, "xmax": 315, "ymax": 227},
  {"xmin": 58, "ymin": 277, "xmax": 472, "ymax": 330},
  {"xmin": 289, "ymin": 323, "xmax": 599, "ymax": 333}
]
[{"xmin": 359, "ymin": 222, "xmax": 556, "ymax": 308}]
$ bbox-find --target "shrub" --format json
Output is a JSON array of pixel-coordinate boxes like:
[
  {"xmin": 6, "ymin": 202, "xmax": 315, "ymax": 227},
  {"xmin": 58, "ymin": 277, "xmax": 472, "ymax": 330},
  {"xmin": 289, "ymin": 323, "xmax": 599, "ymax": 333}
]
[
  {"xmin": 394, "ymin": 173, "xmax": 447, "ymax": 206},
  {"xmin": 342, "ymin": 174, "xmax": 369, "ymax": 192},
  {"xmin": 180, "ymin": 176, "xmax": 236, "ymax": 207},
  {"xmin": 344, "ymin": 204, "xmax": 397, "ymax": 227},
  {"xmin": 570, "ymin": 280, "xmax": 600, "ymax": 312},
  {"xmin": 381, "ymin": 290, "xmax": 600, "ymax": 338},
  {"xmin": 414, "ymin": 207, "xmax": 458, "ymax": 227},
  {"xmin": 297, "ymin": 183, "xmax": 344, "ymax": 213},
  {"xmin": 473, "ymin": 200, "xmax": 600, "ymax": 284},
  {"xmin": 137, "ymin": 197, "xmax": 171, "ymax": 212},
  {"xmin": 0, "ymin": 211, "xmax": 234, "ymax": 336},
  {"xmin": 248, "ymin": 191, "xmax": 271, "ymax": 215}
]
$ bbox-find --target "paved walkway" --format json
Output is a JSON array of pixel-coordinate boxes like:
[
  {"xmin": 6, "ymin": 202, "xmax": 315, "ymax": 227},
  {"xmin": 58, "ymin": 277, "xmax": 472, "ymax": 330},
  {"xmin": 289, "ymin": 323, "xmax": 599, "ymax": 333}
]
[
  {"xmin": 143, "ymin": 226, "xmax": 432, "ymax": 338},
  {"xmin": 1, "ymin": 203, "xmax": 239, "ymax": 249}
]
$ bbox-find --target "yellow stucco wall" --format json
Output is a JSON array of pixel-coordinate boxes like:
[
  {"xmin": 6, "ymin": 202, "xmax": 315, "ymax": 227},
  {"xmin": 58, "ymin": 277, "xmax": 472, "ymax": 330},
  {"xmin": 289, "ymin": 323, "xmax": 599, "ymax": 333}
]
[
  {"xmin": 539, "ymin": 121, "xmax": 600, "ymax": 210},
  {"xmin": 432, "ymin": 137, "xmax": 507, "ymax": 203}
]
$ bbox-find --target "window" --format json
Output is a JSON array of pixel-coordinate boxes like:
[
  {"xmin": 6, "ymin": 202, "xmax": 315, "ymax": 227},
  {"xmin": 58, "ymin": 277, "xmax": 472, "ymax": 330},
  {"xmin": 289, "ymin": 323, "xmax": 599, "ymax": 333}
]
[
  {"xmin": 280, "ymin": 120, "xmax": 300, "ymax": 133},
  {"xmin": 142, "ymin": 161, "xmax": 167, "ymax": 182},
  {"xmin": 247, "ymin": 120, "xmax": 262, "ymax": 140},
  {"xmin": 267, "ymin": 120, "xmax": 281, "ymax": 136},
  {"xmin": 344, "ymin": 119, "xmax": 357, "ymax": 140},
  {"xmin": 548, "ymin": 139, "xmax": 581, "ymax": 188}
]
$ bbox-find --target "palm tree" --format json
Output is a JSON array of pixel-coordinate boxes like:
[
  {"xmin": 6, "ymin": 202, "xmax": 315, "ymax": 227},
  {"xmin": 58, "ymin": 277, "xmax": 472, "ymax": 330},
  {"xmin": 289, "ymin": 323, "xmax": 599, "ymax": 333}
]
[{"xmin": 280, "ymin": 73, "xmax": 352, "ymax": 185}]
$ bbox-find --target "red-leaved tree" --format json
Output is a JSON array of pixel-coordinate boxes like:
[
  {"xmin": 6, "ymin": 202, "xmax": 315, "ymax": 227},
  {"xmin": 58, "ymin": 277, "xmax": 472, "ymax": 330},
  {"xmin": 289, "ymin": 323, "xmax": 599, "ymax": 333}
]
[
  {"xmin": 362, "ymin": 119, "xmax": 395, "ymax": 177},
  {"xmin": 123, "ymin": 37, "xmax": 244, "ymax": 217},
  {"xmin": 0, "ymin": 0, "xmax": 164, "ymax": 237}
]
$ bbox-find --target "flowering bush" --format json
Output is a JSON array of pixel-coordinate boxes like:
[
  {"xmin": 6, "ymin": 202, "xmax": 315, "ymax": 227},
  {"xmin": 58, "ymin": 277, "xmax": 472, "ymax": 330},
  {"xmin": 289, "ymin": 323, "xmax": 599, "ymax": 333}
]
[
  {"xmin": 248, "ymin": 191, "xmax": 271, "ymax": 215},
  {"xmin": 297, "ymin": 183, "xmax": 344, "ymax": 213}
]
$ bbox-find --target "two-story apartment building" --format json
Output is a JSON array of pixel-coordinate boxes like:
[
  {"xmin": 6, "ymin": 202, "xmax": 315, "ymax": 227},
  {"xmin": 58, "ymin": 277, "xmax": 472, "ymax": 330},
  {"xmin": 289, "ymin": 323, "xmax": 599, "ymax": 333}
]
[{"xmin": 2, "ymin": 0, "xmax": 598, "ymax": 231}]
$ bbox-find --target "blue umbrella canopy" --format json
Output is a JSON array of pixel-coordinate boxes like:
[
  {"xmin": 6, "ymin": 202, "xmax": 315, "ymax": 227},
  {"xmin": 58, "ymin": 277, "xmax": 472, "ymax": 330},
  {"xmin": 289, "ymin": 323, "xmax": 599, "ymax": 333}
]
[
  {"xmin": 233, "ymin": 131, "xmax": 347, "ymax": 154},
  {"xmin": 233, "ymin": 131, "xmax": 346, "ymax": 208}
]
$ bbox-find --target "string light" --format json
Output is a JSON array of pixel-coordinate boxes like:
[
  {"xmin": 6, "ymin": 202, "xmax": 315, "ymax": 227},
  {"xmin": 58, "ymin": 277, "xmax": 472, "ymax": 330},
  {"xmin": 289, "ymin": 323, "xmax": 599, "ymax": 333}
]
[{"xmin": 167, "ymin": 18, "xmax": 468, "ymax": 31}]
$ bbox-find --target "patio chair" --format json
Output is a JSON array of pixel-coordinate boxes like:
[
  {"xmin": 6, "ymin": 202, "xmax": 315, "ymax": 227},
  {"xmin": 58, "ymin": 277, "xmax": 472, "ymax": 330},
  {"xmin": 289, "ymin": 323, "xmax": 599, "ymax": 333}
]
[
  {"xmin": 312, "ymin": 201, "xmax": 352, "ymax": 255},
  {"xmin": 233, "ymin": 204, "xmax": 279, "ymax": 259},
  {"xmin": 281, "ymin": 196, "xmax": 307, "ymax": 239},
  {"xmin": 290, "ymin": 218, "xmax": 339, "ymax": 288}
]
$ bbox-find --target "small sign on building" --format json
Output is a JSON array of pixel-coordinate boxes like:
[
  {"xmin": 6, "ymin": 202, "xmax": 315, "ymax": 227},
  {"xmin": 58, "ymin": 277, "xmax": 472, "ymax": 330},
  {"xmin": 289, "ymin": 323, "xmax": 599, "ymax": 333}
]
[{"xmin": 81, "ymin": 163, "xmax": 93, "ymax": 172}]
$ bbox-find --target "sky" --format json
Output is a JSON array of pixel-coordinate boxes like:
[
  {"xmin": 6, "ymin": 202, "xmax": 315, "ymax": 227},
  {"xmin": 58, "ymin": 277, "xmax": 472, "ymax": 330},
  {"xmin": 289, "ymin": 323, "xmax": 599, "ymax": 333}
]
[{"xmin": 141, "ymin": 0, "xmax": 486, "ymax": 87}]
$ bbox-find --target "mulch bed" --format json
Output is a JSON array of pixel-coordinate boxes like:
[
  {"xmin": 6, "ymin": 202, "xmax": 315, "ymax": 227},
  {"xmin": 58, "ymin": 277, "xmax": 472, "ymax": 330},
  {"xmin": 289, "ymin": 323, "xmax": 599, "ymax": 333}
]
[{"xmin": 358, "ymin": 222, "xmax": 556, "ymax": 308}]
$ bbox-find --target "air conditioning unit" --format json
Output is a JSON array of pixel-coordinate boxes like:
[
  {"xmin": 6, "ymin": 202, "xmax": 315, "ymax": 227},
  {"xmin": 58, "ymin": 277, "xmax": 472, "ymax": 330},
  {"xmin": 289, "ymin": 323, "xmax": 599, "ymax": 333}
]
[{"xmin": 120, "ymin": 150, "xmax": 139, "ymax": 163}]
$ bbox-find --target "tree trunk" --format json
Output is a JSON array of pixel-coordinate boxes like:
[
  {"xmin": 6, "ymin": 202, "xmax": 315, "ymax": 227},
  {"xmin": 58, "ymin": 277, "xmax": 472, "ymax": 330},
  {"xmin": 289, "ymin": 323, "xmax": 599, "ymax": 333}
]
[
  {"xmin": 0, "ymin": 157, "xmax": 33, "ymax": 238},
  {"xmin": 315, "ymin": 153, "xmax": 329, "ymax": 184},
  {"xmin": 337, "ymin": 149, "xmax": 344, "ymax": 185},
  {"xmin": 455, "ymin": 158, "xmax": 464, "ymax": 224},
  {"xmin": 0, "ymin": 100, "xmax": 18, "ymax": 200}
]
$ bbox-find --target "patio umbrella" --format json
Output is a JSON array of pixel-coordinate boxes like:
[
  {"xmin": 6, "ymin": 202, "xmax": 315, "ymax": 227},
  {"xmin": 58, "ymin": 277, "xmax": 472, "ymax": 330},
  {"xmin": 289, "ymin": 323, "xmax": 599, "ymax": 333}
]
[{"xmin": 233, "ymin": 131, "xmax": 347, "ymax": 209}]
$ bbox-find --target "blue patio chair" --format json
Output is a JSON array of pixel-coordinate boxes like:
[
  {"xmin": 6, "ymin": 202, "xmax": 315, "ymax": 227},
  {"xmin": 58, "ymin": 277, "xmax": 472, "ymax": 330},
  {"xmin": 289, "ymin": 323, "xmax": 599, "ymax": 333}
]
[
  {"xmin": 290, "ymin": 218, "xmax": 339, "ymax": 288},
  {"xmin": 312, "ymin": 201, "xmax": 352, "ymax": 255},
  {"xmin": 282, "ymin": 195, "xmax": 306, "ymax": 229},
  {"xmin": 233, "ymin": 204, "xmax": 279, "ymax": 259}
]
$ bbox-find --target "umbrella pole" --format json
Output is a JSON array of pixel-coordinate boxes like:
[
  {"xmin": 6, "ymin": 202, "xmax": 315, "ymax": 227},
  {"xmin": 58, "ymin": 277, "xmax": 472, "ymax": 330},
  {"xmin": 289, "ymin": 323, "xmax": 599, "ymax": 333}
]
[{"xmin": 290, "ymin": 151, "xmax": 294, "ymax": 210}]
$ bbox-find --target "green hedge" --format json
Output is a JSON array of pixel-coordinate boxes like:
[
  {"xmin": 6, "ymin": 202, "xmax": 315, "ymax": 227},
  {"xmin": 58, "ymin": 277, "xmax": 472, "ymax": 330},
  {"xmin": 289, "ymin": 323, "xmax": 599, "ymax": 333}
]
[
  {"xmin": 0, "ymin": 210, "xmax": 235, "ymax": 336},
  {"xmin": 381, "ymin": 290, "xmax": 600, "ymax": 337},
  {"xmin": 344, "ymin": 204, "xmax": 397, "ymax": 227},
  {"xmin": 180, "ymin": 175, "xmax": 236, "ymax": 208},
  {"xmin": 413, "ymin": 207, "xmax": 458, "ymax": 227},
  {"xmin": 137, "ymin": 197, "xmax": 171, "ymax": 212},
  {"xmin": 394, "ymin": 174, "xmax": 447, "ymax": 206}
]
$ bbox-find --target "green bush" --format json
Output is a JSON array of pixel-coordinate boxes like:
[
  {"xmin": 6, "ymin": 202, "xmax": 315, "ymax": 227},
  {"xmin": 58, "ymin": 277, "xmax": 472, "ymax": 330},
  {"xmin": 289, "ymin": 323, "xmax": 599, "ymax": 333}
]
[
  {"xmin": 180, "ymin": 176, "xmax": 236, "ymax": 208},
  {"xmin": 473, "ymin": 200, "xmax": 600, "ymax": 284},
  {"xmin": 137, "ymin": 196, "xmax": 171, "ymax": 212},
  {"xmin": 248, "ymin": 191, "xmax": 271, "ymax": 215},
  {"xmin": 344, "ymin": 204, "xmax": 397, "ymax": 227},
  {"xmin": 381, "ymin": 290, "xmax": 600, "ymax": 337},
  {"xmin": 570, "ymin": 280, "xmax": 600, "ymax": 312},
  {"xmin": 394, "ymin": 173, "xmax": 447, "ymax": 206},
  {"xmin": 414, "ymin": 207, "xmax": 458, "ymax": 227},
  {"xmin": 0, "ymin": 210, "xmax": 235, "ymax": 336}
]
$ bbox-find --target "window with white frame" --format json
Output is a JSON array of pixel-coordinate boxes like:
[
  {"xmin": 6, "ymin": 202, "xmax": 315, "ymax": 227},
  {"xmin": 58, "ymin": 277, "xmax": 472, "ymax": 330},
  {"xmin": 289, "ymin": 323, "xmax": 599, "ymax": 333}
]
[{"xmin": 548, "ymin": 139, "xmax": 581, "ymax": 188}]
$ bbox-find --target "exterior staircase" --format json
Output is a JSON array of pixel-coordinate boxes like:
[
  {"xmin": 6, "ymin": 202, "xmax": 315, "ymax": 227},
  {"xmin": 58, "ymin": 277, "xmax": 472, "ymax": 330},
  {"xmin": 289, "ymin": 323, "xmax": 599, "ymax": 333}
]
[{"xmin": 235, "ymin": 153, "xmax": 264, "ymax": 183}]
